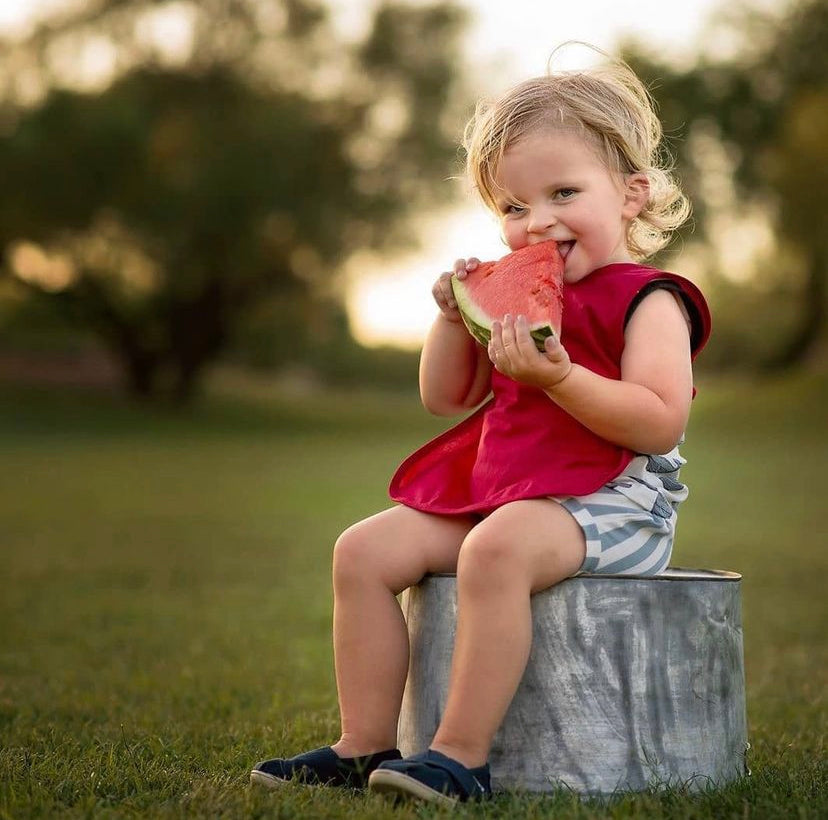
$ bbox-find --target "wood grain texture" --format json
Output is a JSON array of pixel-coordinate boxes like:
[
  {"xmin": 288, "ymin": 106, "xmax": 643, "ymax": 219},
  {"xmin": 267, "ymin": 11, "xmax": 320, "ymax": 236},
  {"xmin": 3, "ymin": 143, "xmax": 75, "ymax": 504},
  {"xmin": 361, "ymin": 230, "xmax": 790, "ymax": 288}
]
[{"xmin": 397, "ymin": 569, "xmax": 749, "ymax": 794}]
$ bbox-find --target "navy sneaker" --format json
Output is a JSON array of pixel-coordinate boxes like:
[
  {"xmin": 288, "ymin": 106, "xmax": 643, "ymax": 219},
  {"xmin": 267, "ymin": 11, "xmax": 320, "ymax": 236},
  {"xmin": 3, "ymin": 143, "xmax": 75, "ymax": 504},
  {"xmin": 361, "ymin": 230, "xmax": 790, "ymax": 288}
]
[
  {"xmin": 368, "ymin": 749, "xmax": 492, "ymax": 806},
  {"xmin": 250, "ymin": 746, "xmax": 402, "ymax": 790}
]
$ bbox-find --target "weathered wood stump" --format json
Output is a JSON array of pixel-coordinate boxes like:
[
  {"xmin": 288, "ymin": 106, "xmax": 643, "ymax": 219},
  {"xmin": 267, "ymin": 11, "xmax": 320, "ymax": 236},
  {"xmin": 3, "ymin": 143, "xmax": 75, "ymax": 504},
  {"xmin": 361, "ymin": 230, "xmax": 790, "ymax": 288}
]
[{"xmin": 397, "ymin": 569, "xmax": 748, "ymax": 794}]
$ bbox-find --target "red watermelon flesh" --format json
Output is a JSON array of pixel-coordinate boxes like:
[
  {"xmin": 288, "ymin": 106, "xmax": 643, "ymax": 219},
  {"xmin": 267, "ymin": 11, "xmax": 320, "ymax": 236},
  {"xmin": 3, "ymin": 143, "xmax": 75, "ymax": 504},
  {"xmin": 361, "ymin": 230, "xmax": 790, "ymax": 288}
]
[{"xmin": 451, "ymin": 241, "xmax": 564, "ymax": 351}]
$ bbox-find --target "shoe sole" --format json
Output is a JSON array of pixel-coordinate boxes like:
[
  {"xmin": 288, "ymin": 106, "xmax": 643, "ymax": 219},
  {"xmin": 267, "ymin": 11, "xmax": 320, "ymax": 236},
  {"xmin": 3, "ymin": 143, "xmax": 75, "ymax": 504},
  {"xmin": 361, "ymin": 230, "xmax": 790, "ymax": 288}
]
[
  {"xmin": 368, "ymin": 769, "xmax": 458, "ymax": 807},
  {"xmin": 249, "ymin": 770, "xmax": 289, "ymax": 790}
]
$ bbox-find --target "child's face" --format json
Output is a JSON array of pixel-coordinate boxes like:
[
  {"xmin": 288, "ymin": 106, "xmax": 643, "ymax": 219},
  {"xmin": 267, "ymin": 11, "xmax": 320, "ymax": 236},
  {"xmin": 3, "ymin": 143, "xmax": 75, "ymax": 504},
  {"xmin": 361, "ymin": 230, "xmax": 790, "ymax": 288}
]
[{"xmin": 493, "ymin": 129, "xmax": 648, "ymax": 283}]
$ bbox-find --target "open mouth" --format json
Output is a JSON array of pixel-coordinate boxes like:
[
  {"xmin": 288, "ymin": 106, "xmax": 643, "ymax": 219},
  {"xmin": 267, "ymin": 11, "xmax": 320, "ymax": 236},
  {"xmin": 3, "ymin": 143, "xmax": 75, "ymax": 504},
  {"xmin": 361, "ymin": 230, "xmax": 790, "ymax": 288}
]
[{"xmin": 557, "ymin": 240, "xmax": 575, "ymax": 260}]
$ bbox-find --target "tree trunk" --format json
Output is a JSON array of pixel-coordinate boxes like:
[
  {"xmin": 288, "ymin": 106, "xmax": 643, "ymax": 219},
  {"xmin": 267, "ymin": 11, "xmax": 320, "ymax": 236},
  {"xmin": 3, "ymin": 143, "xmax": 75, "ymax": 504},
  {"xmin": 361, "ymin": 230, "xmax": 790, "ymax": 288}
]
[
  {"xmin": 123, "ymin": 348, "xmax": 160, "ymax": 399},
  {"xmin": 168, "ymin": 277, "xmax": 227, "ymax": 404},
  {"xmin": 171, "ymin": 360, "xmax": 202, "ymax": 404}
]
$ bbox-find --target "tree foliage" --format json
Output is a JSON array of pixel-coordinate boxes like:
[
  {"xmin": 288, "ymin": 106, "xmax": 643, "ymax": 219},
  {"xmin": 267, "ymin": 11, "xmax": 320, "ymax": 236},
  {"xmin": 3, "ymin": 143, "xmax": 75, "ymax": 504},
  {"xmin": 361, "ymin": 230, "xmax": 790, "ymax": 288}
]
[
  {"xmin": 0, "ymin": 0, "xmax": 469, "ymax": 400},
  {"xmin": 625, "ymin": 0, "xmax": 828, "ymax": 370}
]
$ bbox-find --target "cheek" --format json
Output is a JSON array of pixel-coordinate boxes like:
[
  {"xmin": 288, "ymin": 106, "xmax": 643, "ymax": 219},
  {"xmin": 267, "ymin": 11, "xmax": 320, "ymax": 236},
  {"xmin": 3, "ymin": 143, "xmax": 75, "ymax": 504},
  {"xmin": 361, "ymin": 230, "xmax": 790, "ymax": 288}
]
[{"xmin": 502, "ymin": 221, "xmax": 527, "ymax": 251}]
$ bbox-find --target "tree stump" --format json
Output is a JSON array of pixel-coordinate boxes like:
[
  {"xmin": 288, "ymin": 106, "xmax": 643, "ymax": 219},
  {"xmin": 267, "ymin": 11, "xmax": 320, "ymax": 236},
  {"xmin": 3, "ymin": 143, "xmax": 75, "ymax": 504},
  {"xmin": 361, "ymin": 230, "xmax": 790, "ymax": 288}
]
[{"xmin": 397, "ymin": 568, "xmax": 749, "ymax": 794}]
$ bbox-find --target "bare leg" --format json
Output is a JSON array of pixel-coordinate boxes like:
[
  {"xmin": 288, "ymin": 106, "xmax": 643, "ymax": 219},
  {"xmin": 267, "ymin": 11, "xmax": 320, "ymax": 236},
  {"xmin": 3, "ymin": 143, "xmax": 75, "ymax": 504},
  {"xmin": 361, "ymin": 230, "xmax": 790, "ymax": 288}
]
[
  {"xmin": 330, "ymin": 505, "xmax": 475, "ymax": 758},
  {"xmin": 430, "ymin": 499, "xmax": 586, "ymax": 768}
]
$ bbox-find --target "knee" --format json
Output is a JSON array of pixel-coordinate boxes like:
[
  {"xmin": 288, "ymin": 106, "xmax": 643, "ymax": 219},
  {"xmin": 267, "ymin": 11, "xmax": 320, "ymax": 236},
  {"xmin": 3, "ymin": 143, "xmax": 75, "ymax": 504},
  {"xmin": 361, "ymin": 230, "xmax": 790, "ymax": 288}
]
[
  {"xmin": 456, "ymin": 526, "xmax": 517, "ymax": 592},
  {"xmin": 332, "ymin": 523, "xmax": 376, "ymax": 588}
]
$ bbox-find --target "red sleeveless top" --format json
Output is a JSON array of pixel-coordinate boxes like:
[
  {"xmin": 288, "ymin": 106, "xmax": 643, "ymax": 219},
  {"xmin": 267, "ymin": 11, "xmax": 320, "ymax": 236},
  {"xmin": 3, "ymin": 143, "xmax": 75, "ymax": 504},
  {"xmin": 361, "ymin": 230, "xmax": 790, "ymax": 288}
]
[{"xmin": 389, "ymin": 263, "xmax": 711, "ymax": 515}]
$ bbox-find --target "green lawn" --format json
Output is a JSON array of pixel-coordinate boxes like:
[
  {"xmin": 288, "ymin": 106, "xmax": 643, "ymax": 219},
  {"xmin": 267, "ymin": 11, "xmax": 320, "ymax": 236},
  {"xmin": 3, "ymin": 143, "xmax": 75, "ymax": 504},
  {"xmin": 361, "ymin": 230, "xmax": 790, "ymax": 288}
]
[{"xmin": 0, "ymin": 372, "xmax": 825, "ymax": 819}]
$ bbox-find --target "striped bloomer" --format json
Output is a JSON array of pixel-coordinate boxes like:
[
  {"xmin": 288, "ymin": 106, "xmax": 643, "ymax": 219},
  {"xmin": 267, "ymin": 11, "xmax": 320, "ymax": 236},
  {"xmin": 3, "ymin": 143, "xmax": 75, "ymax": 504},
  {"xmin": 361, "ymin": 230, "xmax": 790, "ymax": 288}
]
[{"xmin": 556, "ymin": 447, "xmax": 688, "ymax": 577}]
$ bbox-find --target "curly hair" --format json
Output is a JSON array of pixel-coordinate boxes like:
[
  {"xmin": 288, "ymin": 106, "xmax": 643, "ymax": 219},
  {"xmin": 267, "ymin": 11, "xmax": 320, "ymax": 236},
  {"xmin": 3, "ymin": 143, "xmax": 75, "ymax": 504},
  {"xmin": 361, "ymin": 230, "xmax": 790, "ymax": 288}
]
[{"xmin": 463, "ymin": 55, "xmax": 690, "ymax": 260}]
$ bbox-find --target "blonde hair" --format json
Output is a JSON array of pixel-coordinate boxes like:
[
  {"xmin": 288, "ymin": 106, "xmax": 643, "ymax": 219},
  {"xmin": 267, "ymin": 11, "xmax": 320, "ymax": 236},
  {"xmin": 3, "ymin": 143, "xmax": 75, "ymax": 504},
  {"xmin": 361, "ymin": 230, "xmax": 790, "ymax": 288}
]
[{"xmin": 463, "ymin": 53, "xmax": 690, "ymax": 260}]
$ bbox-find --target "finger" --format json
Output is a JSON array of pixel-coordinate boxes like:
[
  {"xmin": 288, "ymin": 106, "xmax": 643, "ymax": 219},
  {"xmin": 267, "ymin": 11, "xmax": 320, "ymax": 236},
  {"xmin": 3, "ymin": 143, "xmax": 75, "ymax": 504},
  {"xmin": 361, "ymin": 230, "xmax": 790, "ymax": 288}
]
[
  {"xmin": 500, "ymin": 313, "xmax": 517, "ymax": 354},
  {"xmin": 489, "ymin": 319, "xmax": 505, "ymax": 362},
  {"xmin": 543, "ymin": 333, "xmax": 571, "ymax": 373},
  {"xmin": 444, "ymin": 278, "xmax": 458, "ymax": 309},
  {"xmin": 466, "ymin": 257, "xmax": 480, "ymax": 271},
  {"xmin": 433, "ymin": 275, "xmax": 456, "ymax": 311},
  {"xmin": 441, "ymin": 272, "xmax": 457, "ymax": 302},
  {"xmin": 453, "ymin": 258, "xmax": 468, "ymax": 276},
  {"xmin": 543, "ymin": 331, "xmax": 562, "ymax": 358},
  {"xmin": 514, "ymin": 315, "xmax": 537, "ymax": 354}
]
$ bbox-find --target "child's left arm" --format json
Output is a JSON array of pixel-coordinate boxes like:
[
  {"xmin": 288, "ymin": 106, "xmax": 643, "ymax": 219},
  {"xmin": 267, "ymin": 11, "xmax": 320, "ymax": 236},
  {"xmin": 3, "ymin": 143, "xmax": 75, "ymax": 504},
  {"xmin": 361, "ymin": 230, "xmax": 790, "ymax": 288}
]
[{"xmin": 491, "ymin": 289, "xmax": 693, "ymax": 454}]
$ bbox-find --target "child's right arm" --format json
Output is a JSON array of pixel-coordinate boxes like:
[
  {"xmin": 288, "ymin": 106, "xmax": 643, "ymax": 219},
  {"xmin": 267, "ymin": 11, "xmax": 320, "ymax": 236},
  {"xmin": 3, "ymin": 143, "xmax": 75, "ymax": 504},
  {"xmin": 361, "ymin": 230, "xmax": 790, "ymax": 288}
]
[{"xmin": 419, "ymin": 259, "xmax": 493, "ymax": 416}]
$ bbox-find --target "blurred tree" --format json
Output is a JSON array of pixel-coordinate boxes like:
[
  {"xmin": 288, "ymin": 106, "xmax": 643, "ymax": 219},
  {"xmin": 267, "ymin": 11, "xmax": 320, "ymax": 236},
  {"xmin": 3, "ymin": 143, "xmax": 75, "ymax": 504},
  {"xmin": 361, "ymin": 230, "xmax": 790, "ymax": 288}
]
[
  {"xmin": 625, "ymin": 0, "xmax": 827, "ymax": 370},
  {"xmin": 0, "ymin": 0, "xmax": 469, "ymax": 400}
]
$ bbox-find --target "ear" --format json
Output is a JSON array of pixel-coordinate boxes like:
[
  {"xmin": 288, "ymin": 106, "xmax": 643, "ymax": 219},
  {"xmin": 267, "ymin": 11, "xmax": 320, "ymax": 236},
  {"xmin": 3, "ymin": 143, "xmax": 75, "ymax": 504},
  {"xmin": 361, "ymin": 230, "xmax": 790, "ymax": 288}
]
[{"xmin": 622, "ymin": 173, "xmax": 650, "ymax": 220}]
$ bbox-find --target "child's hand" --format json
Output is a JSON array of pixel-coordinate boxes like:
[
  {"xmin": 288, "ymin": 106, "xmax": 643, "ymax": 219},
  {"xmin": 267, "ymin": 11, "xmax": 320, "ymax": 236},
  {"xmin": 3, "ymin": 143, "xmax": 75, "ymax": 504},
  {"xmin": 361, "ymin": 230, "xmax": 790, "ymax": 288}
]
[
  {"xmin": 489, "ymin": 314, "xmax": 572, "ymax": 391},
  {"xmin": 432, "ymin": 258, "xmax": 480, "ymax": 323}
]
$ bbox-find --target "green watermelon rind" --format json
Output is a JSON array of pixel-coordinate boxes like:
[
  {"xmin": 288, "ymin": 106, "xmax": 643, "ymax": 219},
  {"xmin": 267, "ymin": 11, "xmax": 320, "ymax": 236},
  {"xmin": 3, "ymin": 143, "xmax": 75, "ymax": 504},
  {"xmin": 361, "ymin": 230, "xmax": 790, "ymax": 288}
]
[{"xmin": 451, "ymin": 275, "xmax": 556, "ymax": 353}]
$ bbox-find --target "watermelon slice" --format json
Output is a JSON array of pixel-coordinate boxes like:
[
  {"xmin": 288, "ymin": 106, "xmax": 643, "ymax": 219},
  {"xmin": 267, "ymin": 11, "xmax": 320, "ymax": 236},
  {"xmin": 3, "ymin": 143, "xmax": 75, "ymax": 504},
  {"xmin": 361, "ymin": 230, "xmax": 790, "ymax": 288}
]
[{"xmin": 451, "ymin": 241, "xmax": 564, "ymax": 352}]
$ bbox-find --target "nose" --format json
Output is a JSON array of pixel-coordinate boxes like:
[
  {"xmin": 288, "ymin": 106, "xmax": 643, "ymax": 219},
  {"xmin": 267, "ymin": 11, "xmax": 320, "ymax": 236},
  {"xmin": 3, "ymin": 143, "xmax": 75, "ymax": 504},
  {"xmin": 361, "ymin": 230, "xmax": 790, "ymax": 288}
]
[{"xmin": 527, "ymin": 205, "xmax": 557, "ymax": 234}]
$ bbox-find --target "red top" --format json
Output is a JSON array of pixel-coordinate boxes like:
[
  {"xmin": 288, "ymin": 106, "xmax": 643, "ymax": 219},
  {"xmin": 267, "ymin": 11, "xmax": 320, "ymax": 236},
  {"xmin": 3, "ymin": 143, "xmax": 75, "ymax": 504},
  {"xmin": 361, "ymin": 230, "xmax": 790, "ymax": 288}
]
[{"xmin": 389, "ymin": 264, "xmax": 711, "ymax": 515}]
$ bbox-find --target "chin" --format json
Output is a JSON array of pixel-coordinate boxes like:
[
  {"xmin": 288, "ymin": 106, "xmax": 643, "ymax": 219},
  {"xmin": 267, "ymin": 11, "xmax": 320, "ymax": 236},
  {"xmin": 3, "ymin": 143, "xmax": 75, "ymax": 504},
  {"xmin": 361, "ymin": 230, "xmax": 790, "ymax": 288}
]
[{"xmin": 563, "ymin": 264, "xmax": 591, "ymax": 285}]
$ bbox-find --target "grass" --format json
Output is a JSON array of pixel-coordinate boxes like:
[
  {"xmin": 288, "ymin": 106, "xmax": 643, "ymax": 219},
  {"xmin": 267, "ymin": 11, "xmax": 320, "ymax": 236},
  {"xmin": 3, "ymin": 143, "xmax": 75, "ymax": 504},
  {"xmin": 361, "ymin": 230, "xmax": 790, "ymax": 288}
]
[{"xmin": 0, "ymin": 370, "xmax": 825, "ymax": 818}]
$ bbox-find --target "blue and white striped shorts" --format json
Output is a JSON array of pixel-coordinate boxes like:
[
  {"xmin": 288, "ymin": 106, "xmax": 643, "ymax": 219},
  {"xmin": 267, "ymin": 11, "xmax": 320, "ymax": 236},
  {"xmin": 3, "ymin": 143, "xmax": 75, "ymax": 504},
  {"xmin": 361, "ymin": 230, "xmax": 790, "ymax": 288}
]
[{"xmin": 554, "ymin": 447, "xmax": 688, "ymax": 577}]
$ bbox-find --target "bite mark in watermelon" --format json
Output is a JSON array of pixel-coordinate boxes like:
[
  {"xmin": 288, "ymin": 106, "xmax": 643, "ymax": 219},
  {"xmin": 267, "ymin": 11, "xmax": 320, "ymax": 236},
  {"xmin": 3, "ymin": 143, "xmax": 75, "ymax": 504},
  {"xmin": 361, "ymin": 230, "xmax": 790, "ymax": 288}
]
[{"xmin": 451, "ymin": 241, "xmax": 564, "ymax": 352}]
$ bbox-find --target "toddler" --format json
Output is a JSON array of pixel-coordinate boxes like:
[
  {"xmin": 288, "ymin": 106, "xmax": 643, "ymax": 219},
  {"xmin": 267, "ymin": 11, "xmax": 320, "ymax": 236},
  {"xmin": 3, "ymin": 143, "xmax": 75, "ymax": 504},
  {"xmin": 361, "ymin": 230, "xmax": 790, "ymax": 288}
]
[{"xmin": 251, "ymin": 52, "xmax": 710, "ymax": 806}]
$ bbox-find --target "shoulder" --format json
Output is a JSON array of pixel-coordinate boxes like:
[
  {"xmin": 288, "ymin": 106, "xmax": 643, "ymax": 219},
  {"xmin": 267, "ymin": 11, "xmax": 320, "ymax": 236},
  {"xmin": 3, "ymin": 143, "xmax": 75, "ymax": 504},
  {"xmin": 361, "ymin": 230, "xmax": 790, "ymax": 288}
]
[
  {"xmin": 624, "ymin": 287, "xmax": 692, "ymax": 346},
  {"xmin": 612, "ymin": 264, "xmax": 711, "ymax": 358}
]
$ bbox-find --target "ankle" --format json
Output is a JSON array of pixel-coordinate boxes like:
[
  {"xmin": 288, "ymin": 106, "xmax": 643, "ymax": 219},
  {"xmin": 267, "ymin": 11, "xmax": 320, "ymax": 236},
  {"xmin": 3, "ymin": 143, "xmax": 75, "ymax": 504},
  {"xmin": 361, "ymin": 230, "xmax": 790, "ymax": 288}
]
[
  {"xmin": 332, "ymin": 737, "xmax": 396, "ymax": 759},
  {"xmin": 428, "ymin": 740, "xmax": 487, "ymax": 770}
]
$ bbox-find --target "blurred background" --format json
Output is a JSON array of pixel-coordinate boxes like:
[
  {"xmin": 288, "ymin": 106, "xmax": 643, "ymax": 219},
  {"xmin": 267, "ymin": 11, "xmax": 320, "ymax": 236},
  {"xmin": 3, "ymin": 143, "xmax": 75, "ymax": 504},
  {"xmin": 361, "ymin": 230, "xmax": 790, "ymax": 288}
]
[
  {"xmin": 0, "ymin": 0, "xmax": 825, "ymax": 398},
  {"xmin": 1, "ymin": 3, "xmax": 826, "ymax": 816}
]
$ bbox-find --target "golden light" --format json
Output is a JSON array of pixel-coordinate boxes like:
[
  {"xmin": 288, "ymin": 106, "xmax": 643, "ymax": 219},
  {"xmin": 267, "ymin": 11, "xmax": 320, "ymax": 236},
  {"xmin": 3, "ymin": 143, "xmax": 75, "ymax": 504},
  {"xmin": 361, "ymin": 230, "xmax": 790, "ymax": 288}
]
[
  {"xmin": 347, "ymin": 206, "xmax": 507, "ymax": 349},
  {"xmin": 10, "ymin": 241, "xmax": 76, "ymax": 292},
  {"xmin": 345, "ymin": 0, "xmax": 740, "ymax": 349},
  {"xmin": 2, "ymin": 0, "xmax": 778, "ymax": 350}
]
